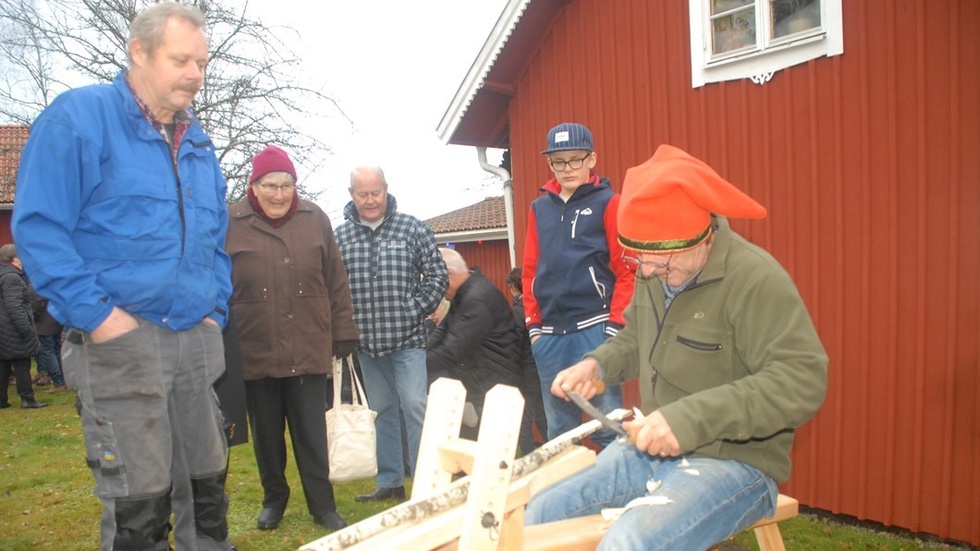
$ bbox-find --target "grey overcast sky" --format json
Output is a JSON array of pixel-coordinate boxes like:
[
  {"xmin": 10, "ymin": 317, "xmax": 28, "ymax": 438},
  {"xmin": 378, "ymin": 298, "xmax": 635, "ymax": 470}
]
[{"xmin": 251, "ymin": 0, "xmax": 510, "ymax": 222}]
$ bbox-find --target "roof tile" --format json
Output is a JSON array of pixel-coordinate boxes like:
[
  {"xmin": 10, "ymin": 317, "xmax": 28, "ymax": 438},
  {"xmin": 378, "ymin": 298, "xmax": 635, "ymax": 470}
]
[
  {"xmin": 425, "ymin": 196, "xmax": 505, "ymax": 233},
  {"xmin": 0, "ymin": 125, "xmax": 30, "ymax": 204}
]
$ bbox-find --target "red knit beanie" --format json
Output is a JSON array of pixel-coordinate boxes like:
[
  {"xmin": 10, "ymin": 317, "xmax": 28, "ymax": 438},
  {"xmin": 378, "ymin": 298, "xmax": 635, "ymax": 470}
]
[
  {"xmin": 618, "ymin": 145, "xmax": 766, "ymax": 253},
  {"xmin": 249, "ymin": 145, "xmax": 297, "ymax": 184}
]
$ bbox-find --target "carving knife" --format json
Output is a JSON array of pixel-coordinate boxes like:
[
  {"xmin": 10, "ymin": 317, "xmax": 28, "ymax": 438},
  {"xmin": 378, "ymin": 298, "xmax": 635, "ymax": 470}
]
[{"xmin": 567, "ymin": 391, "xmax": 637, "ymax": 442}]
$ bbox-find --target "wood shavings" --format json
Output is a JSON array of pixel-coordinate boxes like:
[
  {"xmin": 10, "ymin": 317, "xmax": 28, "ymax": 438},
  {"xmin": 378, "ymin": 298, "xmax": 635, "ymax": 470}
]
[{"xmin": 646, "ymin": 478, "xmax": 662, "ymax": 493}]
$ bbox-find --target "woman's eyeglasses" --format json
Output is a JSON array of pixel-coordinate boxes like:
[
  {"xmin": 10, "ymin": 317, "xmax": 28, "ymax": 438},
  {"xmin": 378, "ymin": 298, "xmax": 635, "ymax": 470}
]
[{"xmin": 257, "ymin": 183, "xmax": 295, "ymax": 194}]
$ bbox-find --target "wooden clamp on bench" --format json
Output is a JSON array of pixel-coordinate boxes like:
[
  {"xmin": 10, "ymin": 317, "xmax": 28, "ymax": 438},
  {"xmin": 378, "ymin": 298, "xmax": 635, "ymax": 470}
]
[
  {"xmin": 299, "ymin": 378, "xmax": 798, "ymax": 550},
  {"xmin": 300, "ymin": 378, "xmax": 614, "ymax": 551}
]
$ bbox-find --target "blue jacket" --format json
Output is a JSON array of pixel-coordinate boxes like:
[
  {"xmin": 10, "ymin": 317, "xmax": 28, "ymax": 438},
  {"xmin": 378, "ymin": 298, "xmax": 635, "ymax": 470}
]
[
  {"xmin": 12, "ymin": 72, "xmax": 231, "ymax": 333},
  {"xmin": 522, "ymin": 175, "xmax": 634, "ymax": 338}
]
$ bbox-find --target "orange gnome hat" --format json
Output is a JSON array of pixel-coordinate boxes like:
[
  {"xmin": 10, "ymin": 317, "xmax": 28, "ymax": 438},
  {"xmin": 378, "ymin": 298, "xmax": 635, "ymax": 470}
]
[{"xmin": 618, "ymin": 145, "xmax": 767, "ymax": 253}]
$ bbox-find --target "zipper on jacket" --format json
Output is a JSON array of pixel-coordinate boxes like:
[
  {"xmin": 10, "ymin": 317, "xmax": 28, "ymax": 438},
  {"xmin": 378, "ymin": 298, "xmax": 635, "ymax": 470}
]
[
  {"xmin": 675, "ymin": 335, "xmax": 723, "ymax": 351},
  {"xmin": 570, "ymin": 207, "xmax": 593, "ymax": 239},
  {"xmin": 173, "ymin": 173, "xmax": 186, "ymax": 255},
  {"xmin": 165, "ymin": 131, "xmax": 186, "ymax": 256},
  {"xmin": 588, "ymin": 266, "xmax": 607, "ymax": 304},
  {"xmin": 648, "ymin": 284, "xmax": 664, "ymax": 389}
]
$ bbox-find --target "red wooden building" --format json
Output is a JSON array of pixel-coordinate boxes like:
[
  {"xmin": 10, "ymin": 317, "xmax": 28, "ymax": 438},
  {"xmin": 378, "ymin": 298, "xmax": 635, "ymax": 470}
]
[
  {"xmin": 439, "ymin": 0, "xmax": 979, "ymax": 545},
  {"xmin": 426, "ymin": 195, "xmax": 512, "ymax": 296},
  {"xmin": 0, "ymin": 125, "xmax": 28, "ymax": 245}
]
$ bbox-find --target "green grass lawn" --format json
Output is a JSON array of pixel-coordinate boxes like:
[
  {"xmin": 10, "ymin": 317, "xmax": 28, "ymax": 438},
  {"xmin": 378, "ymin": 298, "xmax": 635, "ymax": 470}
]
[{"xmin": 0, "ymin": 389, "xmax": 967, "ymax": 550}]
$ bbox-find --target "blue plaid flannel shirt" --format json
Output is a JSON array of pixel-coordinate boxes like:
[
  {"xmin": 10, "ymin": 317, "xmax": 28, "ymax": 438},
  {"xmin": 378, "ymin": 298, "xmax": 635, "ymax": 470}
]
[{"xmin": 336, "ymin": 195, "xmax": 448, "ymax": 358}]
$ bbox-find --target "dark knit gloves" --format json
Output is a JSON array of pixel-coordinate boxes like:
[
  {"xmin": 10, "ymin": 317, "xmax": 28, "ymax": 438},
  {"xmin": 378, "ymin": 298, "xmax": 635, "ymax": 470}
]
[{"xmin": 332, "ymin": 340, "xmax": 356, "ymax": 360}]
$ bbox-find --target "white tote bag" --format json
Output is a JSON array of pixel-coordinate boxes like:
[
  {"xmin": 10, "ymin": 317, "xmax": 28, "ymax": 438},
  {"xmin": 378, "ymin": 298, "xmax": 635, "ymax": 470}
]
[{"xmin": 325, "ymin": 356, "xmax": 378, "ymax": 483}]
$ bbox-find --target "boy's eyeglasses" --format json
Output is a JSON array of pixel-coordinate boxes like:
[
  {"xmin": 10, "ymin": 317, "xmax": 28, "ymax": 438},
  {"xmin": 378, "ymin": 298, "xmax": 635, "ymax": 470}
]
[{"xmin": 549, "ymin": 154, "xmax": 591, "ymax": 172}]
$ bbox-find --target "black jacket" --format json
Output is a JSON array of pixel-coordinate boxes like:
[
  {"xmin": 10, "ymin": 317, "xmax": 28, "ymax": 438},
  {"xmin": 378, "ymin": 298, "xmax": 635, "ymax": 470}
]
[
  {"xmin": 511, "ymin": 294, "xmax": 542, "ymax": 395},
  {"xmin": 0, "ymin": 264, "xmax": 41, "ymax": 360},
  {"xmin": 30, "ymin": 287, "xmax": 64, "ymax": 336},
  {"xmin": 427, "ymin": 270, "xmax": 522, "ymax": 408}
]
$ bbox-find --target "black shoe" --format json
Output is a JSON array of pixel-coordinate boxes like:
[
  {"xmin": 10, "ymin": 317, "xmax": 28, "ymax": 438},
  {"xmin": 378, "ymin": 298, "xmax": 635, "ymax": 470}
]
[
  {"xmin": 354, "ymin": 486, "xmax": 406, "ymax": 502},
  {"xmin": 0, "ymin": 403, "xmax": 10, "ymax": 409},
  {"xmin": 256, "ymin": 507, "xmax": 284, "ymax": 530},
  {"xmin": 21, "ymin": 399, "xmax": 48, "ymax": 409},
  {"xmin": 314, "ymin": 511, "xmax": 347, "ymax": 530}
]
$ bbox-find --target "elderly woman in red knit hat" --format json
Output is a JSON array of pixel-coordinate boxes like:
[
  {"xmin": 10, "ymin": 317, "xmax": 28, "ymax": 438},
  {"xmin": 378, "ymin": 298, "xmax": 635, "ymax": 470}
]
[
  {"xmin": 524, "ymin": 145, "xmax": 828, "ymax": 551},
  {"xmin": 225, "ymin": 145, "xmax": 358, "ymax": 531}
]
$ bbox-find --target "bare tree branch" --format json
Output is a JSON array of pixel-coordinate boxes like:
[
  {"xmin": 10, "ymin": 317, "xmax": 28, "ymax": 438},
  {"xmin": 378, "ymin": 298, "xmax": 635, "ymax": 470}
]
[{"xmin": 0, "ymin": 0, "xmax": 352, "ymax": 202}]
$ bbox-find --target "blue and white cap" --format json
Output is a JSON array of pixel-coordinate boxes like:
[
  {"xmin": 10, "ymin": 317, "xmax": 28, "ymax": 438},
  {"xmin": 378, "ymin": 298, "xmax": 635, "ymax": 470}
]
[{"xmin": 541, "ymin": 122, "xmax": 594, "ymax": 154}]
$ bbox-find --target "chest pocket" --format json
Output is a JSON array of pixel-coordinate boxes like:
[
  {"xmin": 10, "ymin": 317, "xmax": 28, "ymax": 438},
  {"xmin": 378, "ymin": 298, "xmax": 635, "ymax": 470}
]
[
  {"xmin": 377, "ymin": 240, "xmax": 415, "ymax": 280},
  {"xmin": 654, "ymin": 327, "xmax": 733, "ymax": 394}
]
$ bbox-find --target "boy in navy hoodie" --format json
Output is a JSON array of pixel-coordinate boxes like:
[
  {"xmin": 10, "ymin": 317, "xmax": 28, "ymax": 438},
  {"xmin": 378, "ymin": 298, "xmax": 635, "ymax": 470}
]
[{"xmin": 522, "ymin": 123, "xmax": 634, "ymax": 447}]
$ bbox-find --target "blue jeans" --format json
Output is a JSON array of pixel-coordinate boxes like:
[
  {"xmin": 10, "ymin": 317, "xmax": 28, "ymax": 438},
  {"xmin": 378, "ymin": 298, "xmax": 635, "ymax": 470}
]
[
  {"xmin": 525, "ymin": 441, "xmax": 778, "ymax": 551},
  {"xmin": 36, "ymin": 334, "xmax": 65, "ymax": 386},
  {"xmin": 357, "ymin": 348, "xmax": 427, "ymax": 488},
  {"xmin": 531, "ymin": 325, "xmax": 622, "ymax": 448}
]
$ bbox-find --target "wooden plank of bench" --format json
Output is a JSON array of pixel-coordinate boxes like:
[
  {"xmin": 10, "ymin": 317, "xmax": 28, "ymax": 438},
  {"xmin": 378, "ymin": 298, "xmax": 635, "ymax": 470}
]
[
  {"xmin": 523, "ymin": 514, "xmax": 610, "ymax": 551},
  {"xmin": 753, "ymin": 494, "xmax": 800, "ymax": 527},
  {"xmin": 525, "ymin": 494, "xmax": 799, "ymax": 551},
  {"xmin": 749, "ymin": 494, "xmax": 798, "ymax": 551}
]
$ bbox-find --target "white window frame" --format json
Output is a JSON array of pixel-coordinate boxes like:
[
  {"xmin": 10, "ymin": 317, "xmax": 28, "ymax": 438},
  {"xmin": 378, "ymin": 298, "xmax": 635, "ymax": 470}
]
[{"xmin": 689, "ymin": 0, "xmax": 843, "ymax": 88}]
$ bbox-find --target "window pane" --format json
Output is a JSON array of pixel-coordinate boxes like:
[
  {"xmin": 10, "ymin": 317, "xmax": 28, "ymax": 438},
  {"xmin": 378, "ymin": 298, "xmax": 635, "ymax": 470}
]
[
  {"xmin": 712, "ymin": 8, "xmax": 756, "ymax": 54},
  {"xmin": 771, "ymin": 0, "xmax": 821, "ymax": 39},
  {"xmin": 711, "ymin": 0, "xmax": 754, "ymax": 16}
]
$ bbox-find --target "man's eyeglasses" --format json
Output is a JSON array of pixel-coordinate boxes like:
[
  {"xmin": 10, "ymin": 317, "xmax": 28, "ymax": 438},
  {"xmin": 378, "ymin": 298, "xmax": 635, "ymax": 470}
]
[
  {"xmin": 257, "ymin": 183, "xmax": 295, "ymax": 194},
  {"xmin": 622, "ymin": 251, "xmax": 672, "ymax": 271},
  {"xmin": 354, "ymin": 190, "xmax": 385, "ymax": 201},
  {"xmin": 549, "ymin": 153, "xmax": 591, "ymax": 172}
]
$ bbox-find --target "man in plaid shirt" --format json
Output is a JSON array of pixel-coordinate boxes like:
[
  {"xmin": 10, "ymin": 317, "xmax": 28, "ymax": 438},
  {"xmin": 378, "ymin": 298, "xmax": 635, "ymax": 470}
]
[{"xmin": 336, "ymin": 166, "xmax": 448, "ymax": 502}]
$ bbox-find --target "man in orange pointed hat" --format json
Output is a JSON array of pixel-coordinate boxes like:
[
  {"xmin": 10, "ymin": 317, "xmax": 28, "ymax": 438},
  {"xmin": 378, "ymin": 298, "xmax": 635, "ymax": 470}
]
[{"xmin": 525, "ymin": 145, "xmax": 828, "ymax": 551}]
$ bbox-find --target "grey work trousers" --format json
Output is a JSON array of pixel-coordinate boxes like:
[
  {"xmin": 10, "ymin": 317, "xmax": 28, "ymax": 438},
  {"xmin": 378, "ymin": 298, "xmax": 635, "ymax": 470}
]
[{"xmin": 63, "ymin": 317, "xmax": 232, "ymax": 551}]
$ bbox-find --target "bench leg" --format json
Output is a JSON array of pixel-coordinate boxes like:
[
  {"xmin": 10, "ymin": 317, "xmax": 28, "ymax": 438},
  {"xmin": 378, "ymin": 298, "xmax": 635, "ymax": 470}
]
[{"xmin": 753, "ymin": 524, "xmax": 786, "ymax": 551}]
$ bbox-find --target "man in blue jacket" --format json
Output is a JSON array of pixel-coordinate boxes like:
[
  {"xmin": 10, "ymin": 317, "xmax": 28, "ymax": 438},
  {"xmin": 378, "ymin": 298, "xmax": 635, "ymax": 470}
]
[{"xmin": 12, "ymin": 3, "xmax": 234, "ymax": 550}]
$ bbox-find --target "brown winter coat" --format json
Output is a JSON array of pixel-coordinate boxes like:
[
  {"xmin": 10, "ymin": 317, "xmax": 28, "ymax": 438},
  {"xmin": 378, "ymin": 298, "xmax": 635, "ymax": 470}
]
[{"xmin": 226, "ymin": 198, "xmax": 358, "ymax": 381}]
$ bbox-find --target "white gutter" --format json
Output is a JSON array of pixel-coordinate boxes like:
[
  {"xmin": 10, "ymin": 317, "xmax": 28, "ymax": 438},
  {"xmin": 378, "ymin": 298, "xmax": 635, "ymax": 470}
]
[
  {"xmin": 477, "ymin": 147, "xmax": 515, "ymax": 268},
  {"xmin": 434, "ymin": 227, "xmax": 508, "ymax": 244},
  {"xmin": 436, "ymin": 0, "xmax": 531, "ymax": 143}
]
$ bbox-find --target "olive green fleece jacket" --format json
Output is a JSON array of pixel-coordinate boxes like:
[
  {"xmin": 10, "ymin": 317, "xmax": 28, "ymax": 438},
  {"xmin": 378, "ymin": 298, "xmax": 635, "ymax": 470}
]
[{"xmin": 589, "ymin": 216, "xmax": 827, "ymax": 482}]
